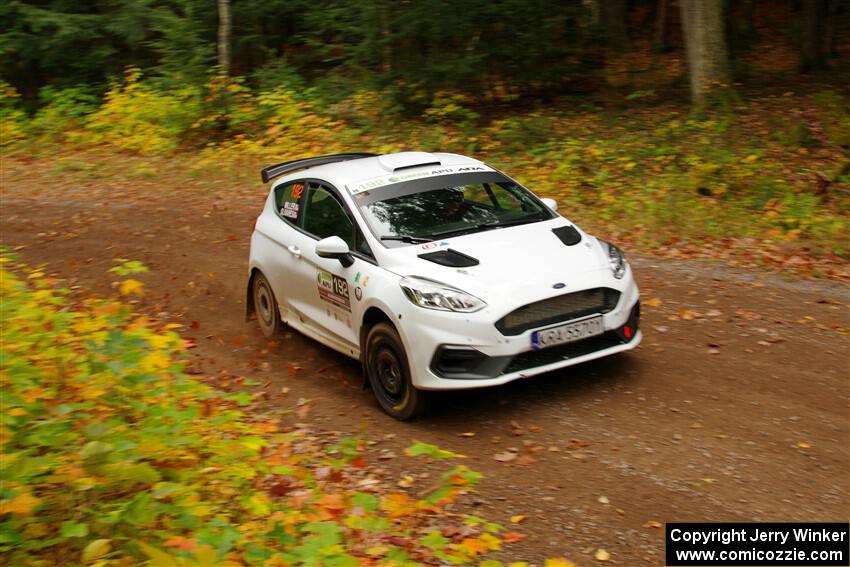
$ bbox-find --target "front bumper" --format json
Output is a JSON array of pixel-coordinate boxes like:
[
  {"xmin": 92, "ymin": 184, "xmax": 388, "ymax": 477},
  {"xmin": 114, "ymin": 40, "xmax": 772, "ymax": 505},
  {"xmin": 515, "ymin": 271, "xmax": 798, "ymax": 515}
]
[{"xmin": 399, "ymin": 271, "xmax": 641, "ymax": 390}]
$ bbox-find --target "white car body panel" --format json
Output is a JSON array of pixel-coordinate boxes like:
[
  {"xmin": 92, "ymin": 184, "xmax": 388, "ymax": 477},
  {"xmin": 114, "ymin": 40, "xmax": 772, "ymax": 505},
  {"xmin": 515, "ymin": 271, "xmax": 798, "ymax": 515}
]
[{"xmin": 248, "ymin": 151, "xmax": 641, "ymax": 392}]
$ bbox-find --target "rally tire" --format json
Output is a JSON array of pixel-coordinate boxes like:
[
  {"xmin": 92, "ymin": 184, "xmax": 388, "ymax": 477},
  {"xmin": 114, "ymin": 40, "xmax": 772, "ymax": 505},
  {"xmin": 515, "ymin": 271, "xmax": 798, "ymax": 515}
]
[
  {"xmin": 365, "ymin": 323, "xmax": 428, "ymax": 420},
  {"xmin": 252, "ymin": 271, "xmax": 281, "ymax": 338}
]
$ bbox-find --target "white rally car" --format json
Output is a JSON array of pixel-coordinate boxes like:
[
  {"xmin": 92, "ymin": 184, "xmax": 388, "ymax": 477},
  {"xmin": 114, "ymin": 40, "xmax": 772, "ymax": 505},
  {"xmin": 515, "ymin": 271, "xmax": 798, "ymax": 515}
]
[{"xmin": 247, "ymin": 151, "xmax": 641, "ymax": 419}]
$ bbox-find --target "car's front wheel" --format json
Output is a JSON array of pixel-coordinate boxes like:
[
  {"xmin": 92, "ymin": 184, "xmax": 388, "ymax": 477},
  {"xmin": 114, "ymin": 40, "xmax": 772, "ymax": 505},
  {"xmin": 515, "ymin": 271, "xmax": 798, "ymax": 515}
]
[
  {"xmin": 365, "ymin": 323, "xmax": 428, "ymax": 420},
  {"xmin": 252, "ymin": 271, "xmax": 281, "ymax": 338}
]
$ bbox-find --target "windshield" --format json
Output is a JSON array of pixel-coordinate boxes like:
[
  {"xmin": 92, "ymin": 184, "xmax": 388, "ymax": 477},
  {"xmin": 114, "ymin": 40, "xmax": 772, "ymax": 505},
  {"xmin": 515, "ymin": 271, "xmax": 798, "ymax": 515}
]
[{"xmin": 354, "ymin": 172, "xmax": 556, "ymax": 246}]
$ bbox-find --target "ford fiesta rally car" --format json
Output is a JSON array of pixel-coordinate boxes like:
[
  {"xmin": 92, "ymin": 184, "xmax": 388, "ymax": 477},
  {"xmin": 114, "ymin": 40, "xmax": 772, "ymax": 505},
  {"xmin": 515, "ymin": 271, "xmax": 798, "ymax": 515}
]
[{"xmin": 247, "ymin": 151, "xmax": 641, "ymax": 419}]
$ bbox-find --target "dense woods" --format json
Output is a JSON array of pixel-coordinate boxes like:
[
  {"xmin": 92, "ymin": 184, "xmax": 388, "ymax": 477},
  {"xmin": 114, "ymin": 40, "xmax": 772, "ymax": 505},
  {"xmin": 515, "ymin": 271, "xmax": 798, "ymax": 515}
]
[{"xmin": 1, "ymin": 0, "xmax": 847, "ymax": 109}]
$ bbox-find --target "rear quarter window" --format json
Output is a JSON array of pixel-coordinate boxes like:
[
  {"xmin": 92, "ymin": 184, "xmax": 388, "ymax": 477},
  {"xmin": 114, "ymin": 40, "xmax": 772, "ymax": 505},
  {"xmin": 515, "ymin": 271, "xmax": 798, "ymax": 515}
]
[{"xmin": 273, "ymin": 181, "xmax": 306, "ymax": 224}]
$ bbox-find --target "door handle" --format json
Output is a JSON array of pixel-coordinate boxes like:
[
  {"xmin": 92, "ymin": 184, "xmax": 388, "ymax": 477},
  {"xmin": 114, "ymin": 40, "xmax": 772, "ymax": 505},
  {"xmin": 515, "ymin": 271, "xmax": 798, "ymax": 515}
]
[{"xmin": 287, "ymin": 245, "xmax": 301, "ymax": 258}]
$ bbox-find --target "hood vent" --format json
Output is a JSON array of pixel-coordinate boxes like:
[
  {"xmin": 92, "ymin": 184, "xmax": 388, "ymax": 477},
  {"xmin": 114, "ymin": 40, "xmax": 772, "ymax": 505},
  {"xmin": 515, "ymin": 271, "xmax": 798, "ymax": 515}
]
[
  {"xmin": 552, "ymin": 225, "xmax": 581, "ymax": 246},
  {"xmin": 418, "ymin": 249, "xmax": 480, "ymax": 267}
]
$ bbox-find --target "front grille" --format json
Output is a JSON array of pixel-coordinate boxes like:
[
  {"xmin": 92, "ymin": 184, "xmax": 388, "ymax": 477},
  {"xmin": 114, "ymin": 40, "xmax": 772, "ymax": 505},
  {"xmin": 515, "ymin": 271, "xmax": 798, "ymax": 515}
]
[
  {"xmin": 495, "ymin": 288, "xmax": 620, "ymax": 336},
  {"xmin": 503, "ymin": 331, "xmax": 625, "ymax": 374}
]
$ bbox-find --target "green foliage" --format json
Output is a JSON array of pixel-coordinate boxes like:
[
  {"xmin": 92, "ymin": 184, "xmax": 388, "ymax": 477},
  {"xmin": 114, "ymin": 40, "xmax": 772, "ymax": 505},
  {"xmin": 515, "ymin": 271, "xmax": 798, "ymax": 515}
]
[
  {"xmin": 30, "ymin": 86, "xmax": 100, "ymax": 138},
  {"xmin": 812, "ymin": 90, "xmax": 850, "ymax": 148},
  {"xmin": 108, "ymin": 258, "xmax": 150, "ymax": 276},
  {"xmin": 82, "ymin": 67, "xmax": 202, "ymax": 153},
  {"xmin": 0, "ymin": 258, "xmax": 500, "ymax": 565},
  {"xmin": 423, "ymin": 92, "xmax": 480, "ymax": 130},
  {"xmin": 405, "ymin": 442, "xmax": 465, "ymax": 460},
  {"xmin": 0, "ymin": 81, "xmax": 28, "ymax": 145}
]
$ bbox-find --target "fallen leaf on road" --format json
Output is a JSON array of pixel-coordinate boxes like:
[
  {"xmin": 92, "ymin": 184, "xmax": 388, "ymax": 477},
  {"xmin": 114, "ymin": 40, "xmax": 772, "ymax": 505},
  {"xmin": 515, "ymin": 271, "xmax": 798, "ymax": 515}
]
[
  {"xmin": 678, "ymin": 308, "xmax": 700, "ymax": 320},
  {"xmin": 504, "ymin": 531, "xmax": 526, "ymax": 543},
  {"xmin": 545, "ymin": 560, "xmax": 577, "ymax": 567},
  {"xmin": 119, "ymin": 278, "xmax": 144, "ymax": 296},
  {"xmin": 595, "ymin": 548, "xmax": 610, "ymax": 561},
  {"xmin": 511, "ymin": 515, "xmax": 527, "ymax": 524},
  {"xmin": 597, "ymin": 496, "xmax": 609, "ymax": 504},
  {"xmin": 458, "ymin": 432, "xmax": 476, "ymax": 437},
  {"xmin": 397, "ymin": 475, "xmax": 415, "ymax": 488},
  {"xmin": 510, "ymin": 421, "xmax": 524, "ymax": 436},
  {"xmin": 566, "ymin": 439, "xmax": 591, "ymax": 450},
  {"xmin": 516, "ymin": 454, "xmax": 537, "ymax": 466},
  {"xmin": 493, "ymin": 451, "xmax": 517, "ymax": 462},
  {"xmin": 797, "ymin": 441, "xmax": 811, "ymax": 449},
  {"xmin": 643, "ymin": 520, "xmax": 663, "ymax": 529},
  {"xmin": 645, "ymin": 297, "xmax": 662, "ymax": 308}
]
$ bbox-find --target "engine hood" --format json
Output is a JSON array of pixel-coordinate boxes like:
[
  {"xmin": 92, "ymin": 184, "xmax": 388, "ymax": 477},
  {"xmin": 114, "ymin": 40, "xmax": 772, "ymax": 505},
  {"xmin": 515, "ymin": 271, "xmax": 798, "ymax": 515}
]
[{"xmin": 377, "ymin": 219, "xmax": 615, "ymax": 305}]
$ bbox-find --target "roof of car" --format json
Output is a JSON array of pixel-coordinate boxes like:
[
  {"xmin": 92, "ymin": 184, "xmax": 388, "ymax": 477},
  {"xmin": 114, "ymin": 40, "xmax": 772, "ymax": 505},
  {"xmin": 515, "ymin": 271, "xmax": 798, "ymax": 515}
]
[{"xmin": 271, "ymin": 151, "xmax": 495, "ymax": 194}]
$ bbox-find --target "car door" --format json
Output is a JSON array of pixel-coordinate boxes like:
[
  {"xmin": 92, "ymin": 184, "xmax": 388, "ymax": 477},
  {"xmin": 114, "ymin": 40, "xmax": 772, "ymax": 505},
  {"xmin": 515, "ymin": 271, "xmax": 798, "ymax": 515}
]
[
  {"xmin": 260, "ymin": 179, "xmax": 310, "ymax": 322},
  {"xmin": 284, "ymin": 180, "xmax": 374, "ymax": 355}
]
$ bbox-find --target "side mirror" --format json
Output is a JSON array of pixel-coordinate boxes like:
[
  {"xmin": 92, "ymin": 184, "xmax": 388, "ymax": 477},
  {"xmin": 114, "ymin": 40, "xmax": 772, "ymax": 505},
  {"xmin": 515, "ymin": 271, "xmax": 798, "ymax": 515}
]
[
  {"xmin": 541, "ymin": 198, "xmax": 558, "ymax": 212},
  {"xmin": 316, "ymin": 236, "xmax": 354, "ymax": 267}
]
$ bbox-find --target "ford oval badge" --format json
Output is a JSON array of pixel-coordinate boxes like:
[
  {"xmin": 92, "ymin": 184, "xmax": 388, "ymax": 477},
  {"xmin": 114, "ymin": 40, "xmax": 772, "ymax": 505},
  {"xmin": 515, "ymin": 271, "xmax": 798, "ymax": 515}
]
[{"xmin": 553, "ymin": 282, "xmax": 566, "ymax": 289}]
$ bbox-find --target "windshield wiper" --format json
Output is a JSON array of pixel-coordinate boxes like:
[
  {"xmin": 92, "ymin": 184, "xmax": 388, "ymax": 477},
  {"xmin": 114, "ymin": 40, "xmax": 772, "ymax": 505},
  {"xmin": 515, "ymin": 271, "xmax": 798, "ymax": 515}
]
[
  {"xmin": 429, "ymin": 216, "xmax": 543, "ymax": 239},
  {"xmin": 380, "ymin": 234, "xmax": 432, "ymax": 244}
]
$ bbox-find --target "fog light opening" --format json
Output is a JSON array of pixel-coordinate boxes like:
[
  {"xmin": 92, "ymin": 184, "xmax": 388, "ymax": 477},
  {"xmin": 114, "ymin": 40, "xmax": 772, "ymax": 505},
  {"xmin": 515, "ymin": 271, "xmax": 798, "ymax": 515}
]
[{"xmin": 623, "ymin": 325, "xmax": 632, "ymax": 339}]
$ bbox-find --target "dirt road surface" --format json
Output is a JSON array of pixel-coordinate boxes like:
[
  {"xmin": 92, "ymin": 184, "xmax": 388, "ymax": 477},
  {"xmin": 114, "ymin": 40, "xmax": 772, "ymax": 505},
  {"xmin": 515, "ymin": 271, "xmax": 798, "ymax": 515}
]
[{"xmin": 2, "ymin": 154, "xmax": 848, "ymax": 564}]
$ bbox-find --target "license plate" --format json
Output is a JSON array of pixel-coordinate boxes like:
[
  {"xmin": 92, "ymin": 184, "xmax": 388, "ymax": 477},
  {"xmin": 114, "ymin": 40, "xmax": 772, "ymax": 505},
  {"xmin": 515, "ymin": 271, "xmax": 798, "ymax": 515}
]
[{"xmin": 531, "ymin": 316, "xmax": 603, "ymax": 350}]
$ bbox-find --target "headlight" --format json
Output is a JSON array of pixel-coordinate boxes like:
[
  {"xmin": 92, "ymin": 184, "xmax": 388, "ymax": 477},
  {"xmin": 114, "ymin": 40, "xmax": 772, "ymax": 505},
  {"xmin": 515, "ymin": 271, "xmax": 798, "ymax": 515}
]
[
  {"xmin": 599, "ymin": 239, "xmax": 627, "ymax": 279},
  {"xmin": 399, "ymin": 276, "xmax": 486, "ymax": 313}
]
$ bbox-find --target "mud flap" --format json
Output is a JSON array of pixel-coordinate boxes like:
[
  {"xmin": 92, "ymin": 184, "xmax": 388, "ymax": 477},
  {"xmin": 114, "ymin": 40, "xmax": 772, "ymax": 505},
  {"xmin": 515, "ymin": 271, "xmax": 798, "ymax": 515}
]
[{"xmin": 245, "ymin": 272, "xmax": 256, "ymax": 322}]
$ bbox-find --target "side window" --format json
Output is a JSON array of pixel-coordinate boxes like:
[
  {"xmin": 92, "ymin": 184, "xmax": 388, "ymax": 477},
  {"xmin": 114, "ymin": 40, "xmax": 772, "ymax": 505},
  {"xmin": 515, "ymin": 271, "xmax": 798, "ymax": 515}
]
[
  {"xmin": 273, "ymin": 180, "xmax": 306, "ymax": 225},
  {"xmin": 302, "ymin": 183, "xmax": 356, "ymax": 249}
]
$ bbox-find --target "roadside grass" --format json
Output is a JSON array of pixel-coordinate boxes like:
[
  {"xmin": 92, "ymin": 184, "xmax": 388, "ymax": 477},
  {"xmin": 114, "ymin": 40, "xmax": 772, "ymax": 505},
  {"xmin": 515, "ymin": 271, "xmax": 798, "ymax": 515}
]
[{"xmin": 0, "ymin": 257, "xmax": 522, "ymax": 566}]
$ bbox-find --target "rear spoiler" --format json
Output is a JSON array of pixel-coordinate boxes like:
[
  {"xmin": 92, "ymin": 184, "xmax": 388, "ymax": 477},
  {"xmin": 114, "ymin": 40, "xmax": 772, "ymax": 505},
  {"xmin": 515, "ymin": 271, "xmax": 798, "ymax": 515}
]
[{"xmin": 260, "ymin": 153, "xmax": 379, "ymax": 184}]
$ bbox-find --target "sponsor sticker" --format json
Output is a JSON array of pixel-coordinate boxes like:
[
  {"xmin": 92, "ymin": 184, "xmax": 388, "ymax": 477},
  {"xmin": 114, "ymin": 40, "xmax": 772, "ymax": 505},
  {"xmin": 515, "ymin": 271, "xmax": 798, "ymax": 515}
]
[
  {"xmin": 351, "ymin": 165, "xmax": 491, "ymax": 193},
  {"xmin": 281, "ymin": 201, "xmax": 299, "ymax": 219},
  {"xmin": 354, "ymin": 286, "xmax": 362, "ymax": 301},
  {"xmin": 317, "ymin": 270, "xmax": 350, "ymax": 312},
  {"xmin": 291, "ymin": 183, "xmax": 304, "ymax": 200}
]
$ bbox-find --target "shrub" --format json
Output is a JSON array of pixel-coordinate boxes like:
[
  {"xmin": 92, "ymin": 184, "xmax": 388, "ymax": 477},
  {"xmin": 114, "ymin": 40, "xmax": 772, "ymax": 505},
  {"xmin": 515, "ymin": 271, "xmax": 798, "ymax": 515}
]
[
  {"xmin": 0, "ymin": 81, "xmax": 28, "ymax": 147},
  {"xmin": 82, "ymin": 67, "xmax": 202, "ymax": 153},
  {"xmin": 30, "ymin": 86, "xmax": 101, "ymax": 138},
  {"xmin": 0, "ymin": 257, "xmax": 506, "ymax": 566}
]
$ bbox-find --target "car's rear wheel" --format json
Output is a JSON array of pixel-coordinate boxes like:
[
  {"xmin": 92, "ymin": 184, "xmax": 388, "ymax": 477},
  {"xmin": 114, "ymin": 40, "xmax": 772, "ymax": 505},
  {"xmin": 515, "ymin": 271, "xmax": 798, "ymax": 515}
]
[
  {"xmin": 365, "ymin": 323, "xmax": 428, "ymax": 420},
  {"xmin": 252, "ymin": 271, "xmax": 281, "ymax": 338}
]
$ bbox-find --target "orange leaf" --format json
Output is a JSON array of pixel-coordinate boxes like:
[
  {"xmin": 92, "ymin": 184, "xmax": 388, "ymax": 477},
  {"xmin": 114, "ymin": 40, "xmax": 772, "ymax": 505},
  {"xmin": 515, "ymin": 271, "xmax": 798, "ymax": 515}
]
[
  {"xmin": 380, "ymin": 493, "xmax": 411, "ymax": 517},
  {"xmin": 0, "ymin": 493, "xmax": 41, "ymax": 516},
  {"xmin": 163, "ymin": 536, "xmax": 197, "ymax": 552},
  {"xmin": 504, "ymin": 531, "xmax": 526, "ymax": 544},
  {"xmin": 319, "ymin": 493, "xmax": 345, "ymax": 511}
]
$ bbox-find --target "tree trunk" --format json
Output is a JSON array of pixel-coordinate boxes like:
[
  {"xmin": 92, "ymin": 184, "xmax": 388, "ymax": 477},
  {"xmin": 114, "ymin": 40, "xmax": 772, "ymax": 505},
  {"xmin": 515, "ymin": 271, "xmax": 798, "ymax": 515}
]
[
  {"xmin": 653, "ymin": 0, "xmax": 668, "ymax": 52},
  {"xmin": 218, "ymin": 0, "xmax": 231, "ymax": 75},
  {"xmin": 680, "ymin": 0, "xmax": 732, "ymax": 108},
  {"xmin": 602, "ymin": 0, "xmax": 629, "ymax": 51},
  {"xmin": 824, "ymin": 0, "xmax": 839, "ymax": 56},
  {"xmin": 801, "ymin": 0, "xmax": 826, "ymax": 71}
]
